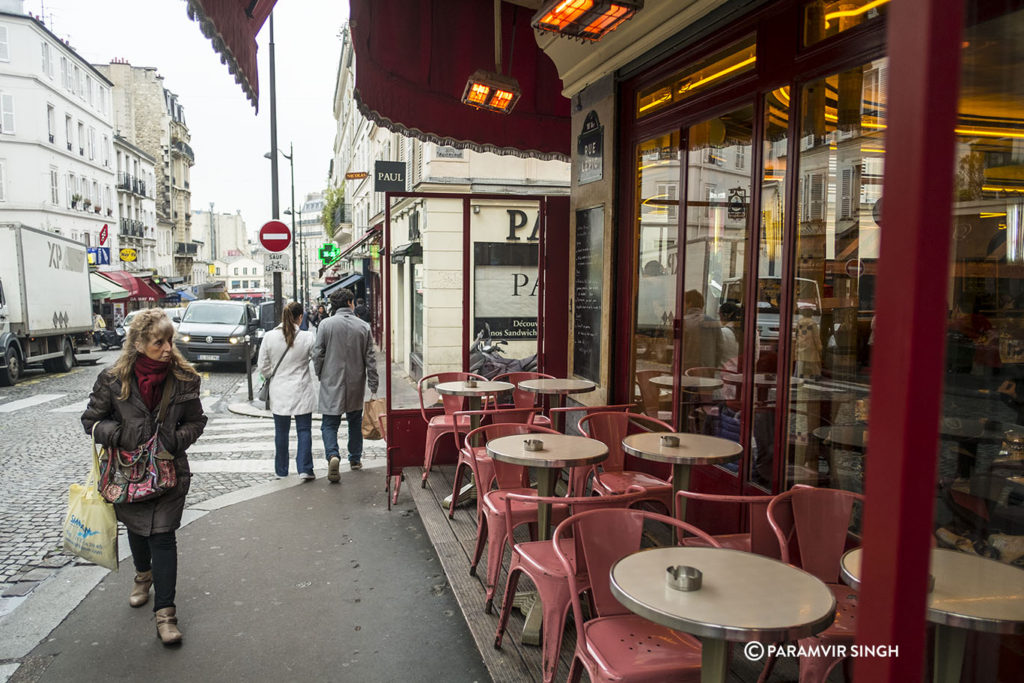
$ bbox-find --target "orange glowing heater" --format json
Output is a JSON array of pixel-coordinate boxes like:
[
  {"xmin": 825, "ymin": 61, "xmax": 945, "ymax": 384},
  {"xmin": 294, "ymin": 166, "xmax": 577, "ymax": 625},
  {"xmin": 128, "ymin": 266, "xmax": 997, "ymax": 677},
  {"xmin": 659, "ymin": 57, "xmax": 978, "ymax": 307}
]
[
  {"xmin": 533, "ymin": 0, "xmax": 643, "ymax": 41},
  {"xmin": 461, "ymin": 69, "xmax": 522, "ymax": 114}
]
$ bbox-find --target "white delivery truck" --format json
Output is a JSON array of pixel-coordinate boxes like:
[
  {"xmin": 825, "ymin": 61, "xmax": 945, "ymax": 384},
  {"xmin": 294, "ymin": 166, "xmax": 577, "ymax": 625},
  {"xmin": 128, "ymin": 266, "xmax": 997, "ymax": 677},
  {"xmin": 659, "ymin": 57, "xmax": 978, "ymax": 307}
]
[{"xmin": 0, "ymin": 223, "xmax": 92, "ymax": 385}]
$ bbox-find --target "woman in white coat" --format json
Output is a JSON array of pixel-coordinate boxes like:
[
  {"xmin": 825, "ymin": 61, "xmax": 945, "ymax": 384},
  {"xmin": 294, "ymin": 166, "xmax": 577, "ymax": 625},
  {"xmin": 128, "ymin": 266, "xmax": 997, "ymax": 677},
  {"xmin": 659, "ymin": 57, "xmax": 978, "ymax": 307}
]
[{"xmin": 257, "ymin": 301, "xmax": 318, "ymax": 479}]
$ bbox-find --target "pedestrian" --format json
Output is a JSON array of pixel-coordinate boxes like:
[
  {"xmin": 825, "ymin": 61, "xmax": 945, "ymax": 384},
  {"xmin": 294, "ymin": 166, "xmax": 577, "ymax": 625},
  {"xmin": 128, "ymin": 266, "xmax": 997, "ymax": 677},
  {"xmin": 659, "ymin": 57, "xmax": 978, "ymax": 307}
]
[
  {"xmin": 258, "ymin": 300, "xmax": 318, "ymax": 480},
  {"xmin": 354, "ymin": 297, "xmax": 371, "ymax": 324},
  {"xmin": 313, "ymin": 288, "xmax": 378, "ymax": 481},
  {"xmin": 313, "ymin": 303, "xmax": 328, "ymax": 328},
  {"xmin": 80, "ymin": 308, "xmax": 207, "ymax": 645}
]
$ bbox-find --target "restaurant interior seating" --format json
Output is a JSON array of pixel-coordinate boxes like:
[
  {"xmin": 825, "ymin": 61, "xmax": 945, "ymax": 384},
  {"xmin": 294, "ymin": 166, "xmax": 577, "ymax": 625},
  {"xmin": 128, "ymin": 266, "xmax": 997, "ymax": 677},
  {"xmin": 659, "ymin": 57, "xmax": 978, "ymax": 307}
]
[
  {"xmin": 493, "ymin": 487, "xmax": 648, "ymax": 683},
  {"xmin": 634, "ymin": 369, "xmax": 673, "ymax": 420},
  {"xmin": 553, "ymin": 508, "xmax": 721, "ymax": 682},
  {"xmin": 417, "ymin": 371, "xmax": 489, "ymax": 487},
  {"xmin": 766, "ymin": 486, "xmax": 865, "ymax": 683},
  {"xmin": 578, "ymin": 412, "xmax": 674, "ymax": 512},
  {"xmin": 446, "ymin": 406, "xmax": 541, "ymax": 520}
]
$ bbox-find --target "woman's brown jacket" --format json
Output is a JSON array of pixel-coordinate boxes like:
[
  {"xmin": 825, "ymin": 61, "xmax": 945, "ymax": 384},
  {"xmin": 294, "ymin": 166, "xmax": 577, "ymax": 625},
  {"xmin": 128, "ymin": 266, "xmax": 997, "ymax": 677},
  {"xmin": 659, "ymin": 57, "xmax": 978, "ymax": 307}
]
[{"xmin": 81, "ymin": 368, "xmax": 207, "ymax": 536}]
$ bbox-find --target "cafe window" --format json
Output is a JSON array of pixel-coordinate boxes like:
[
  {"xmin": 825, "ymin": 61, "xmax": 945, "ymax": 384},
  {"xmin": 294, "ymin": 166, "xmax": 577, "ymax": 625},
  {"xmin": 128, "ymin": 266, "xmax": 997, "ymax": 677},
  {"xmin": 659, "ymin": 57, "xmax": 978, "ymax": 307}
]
[
  {"xmin": 636, "ymin": 34, "xmax": 756, "ymax": 119},
  {"xmin": 785, "ymin": 57, "xmax": 888, "ymax": 495},
  {"xmin": 935, "ymin": 0, "xmax": 1024, "ymax": 635},
  {"xmin": 802, "ymin": 0, "xmax": 890, "ymax": 47}
]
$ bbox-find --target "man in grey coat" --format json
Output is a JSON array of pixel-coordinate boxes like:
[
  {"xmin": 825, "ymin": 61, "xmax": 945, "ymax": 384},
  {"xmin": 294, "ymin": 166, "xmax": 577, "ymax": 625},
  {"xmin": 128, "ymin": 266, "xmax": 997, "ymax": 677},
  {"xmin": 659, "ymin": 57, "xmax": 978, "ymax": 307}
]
[{"xmin": 313, "ymin": 288, "xmax": 379, "ymax": 482}]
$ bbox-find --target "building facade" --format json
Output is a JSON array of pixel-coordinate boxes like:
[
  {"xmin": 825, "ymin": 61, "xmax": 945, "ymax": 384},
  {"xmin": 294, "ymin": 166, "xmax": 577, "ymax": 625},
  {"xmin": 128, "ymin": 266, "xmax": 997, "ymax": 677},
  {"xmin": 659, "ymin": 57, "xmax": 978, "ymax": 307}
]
[
  {"xmin": 96, "ymin": 60, "xmax": 197, "ymax": 281},
  {"xmin": 0, "ymin": 3, "xmax": 117, "ymax": 266},
  {"xmin": 113, "ymin": 135, "xmax": 160, "ymax": 274},
  {"xmin": 210, "ymin": 255, "xmax": 267, "ymax": 301}
]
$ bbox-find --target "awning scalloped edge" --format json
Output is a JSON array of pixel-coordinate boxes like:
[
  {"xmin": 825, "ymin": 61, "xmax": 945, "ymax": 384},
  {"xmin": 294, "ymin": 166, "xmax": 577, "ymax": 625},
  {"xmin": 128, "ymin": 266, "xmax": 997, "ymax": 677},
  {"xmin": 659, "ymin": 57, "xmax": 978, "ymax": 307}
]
[
  {"xmin": 353, "ymin": 89, "xmax": 569, "ymax": 163},
  {"xmin": 185, "ymin": 0, "xmax": 259, "ymax": 111}
]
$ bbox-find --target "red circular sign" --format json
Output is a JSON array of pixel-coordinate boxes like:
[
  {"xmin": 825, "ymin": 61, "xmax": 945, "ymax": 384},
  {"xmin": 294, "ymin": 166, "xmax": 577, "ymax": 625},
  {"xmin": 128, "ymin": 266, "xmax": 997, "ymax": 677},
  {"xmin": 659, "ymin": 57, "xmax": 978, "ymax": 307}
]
[
  {"xmin": 259, "ymin": 220, "xmax": 291, "ymax": 252},
  {"xmin": 845, "ymin": 259, "xmax": 864, "ymax": 278}
]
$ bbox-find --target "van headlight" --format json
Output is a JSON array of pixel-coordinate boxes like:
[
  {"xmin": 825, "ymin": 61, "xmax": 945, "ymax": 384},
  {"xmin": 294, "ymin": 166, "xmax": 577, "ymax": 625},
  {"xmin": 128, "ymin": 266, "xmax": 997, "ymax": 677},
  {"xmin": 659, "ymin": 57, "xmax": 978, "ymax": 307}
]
[
  {"xmin": 229, "ymin": 336, "xmax": 241, "ymax": 344},
  {"xmin": 178, "ymin": 334, "xmax": 191, "ymax": 343}
]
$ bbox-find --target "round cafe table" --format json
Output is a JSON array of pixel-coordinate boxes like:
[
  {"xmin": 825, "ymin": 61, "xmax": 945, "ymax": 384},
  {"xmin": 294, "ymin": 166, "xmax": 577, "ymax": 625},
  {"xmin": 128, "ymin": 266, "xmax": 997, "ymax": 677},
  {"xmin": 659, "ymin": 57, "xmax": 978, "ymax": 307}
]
[
  {"xmin": 611, "ymin": 546, "xmax": 836, "ymax": 683},
  {"xmin": 518, "ymin": 378, "xmax": 596, "ymax": 432},
  {"xmin": 621, "ymin": 432, "xmax": 742, "ymax": 518},
  {"xmin": 840, "ymin": 547, "xmax": 1024, "ymax": 683},
  {"xmin": 652, "ymin": 376, "xmax": 724, "ymax": 429},
  {"xmin": 486, "ymin": 433, "xmax": 607, "ymax": 541}
]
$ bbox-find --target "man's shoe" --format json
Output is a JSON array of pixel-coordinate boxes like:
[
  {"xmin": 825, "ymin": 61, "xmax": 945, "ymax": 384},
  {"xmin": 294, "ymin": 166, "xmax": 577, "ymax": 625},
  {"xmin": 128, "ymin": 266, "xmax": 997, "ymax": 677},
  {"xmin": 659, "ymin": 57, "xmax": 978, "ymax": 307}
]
[
  {"xmin": 129, "ymin": 570, "xmax": 152, "ymax": 607},
  {"xmin": 350, "ymin": 461, "xmax": 362, "ymax": 471},
  {"xmin": 327, "ymin": 456, "xmax": 341, "ymax": 483},
  {"xmin": 298, "ymin": 472, "xmax": 315, "ymax": 481}
]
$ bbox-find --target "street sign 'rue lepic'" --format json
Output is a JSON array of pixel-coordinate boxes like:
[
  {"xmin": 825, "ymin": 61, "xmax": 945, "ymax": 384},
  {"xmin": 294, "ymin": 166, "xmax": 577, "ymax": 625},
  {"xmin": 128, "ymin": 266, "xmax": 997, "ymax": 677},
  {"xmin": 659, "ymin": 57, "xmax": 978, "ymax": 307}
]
[{"xmin": 259, "ymin": 220, "xmax": 291, "ymax": 252}]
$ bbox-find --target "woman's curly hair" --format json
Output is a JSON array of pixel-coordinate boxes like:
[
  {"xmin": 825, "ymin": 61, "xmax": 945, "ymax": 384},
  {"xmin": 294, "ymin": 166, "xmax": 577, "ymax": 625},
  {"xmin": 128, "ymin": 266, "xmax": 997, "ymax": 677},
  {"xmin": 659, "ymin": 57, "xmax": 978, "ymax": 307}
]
[{"xmin": 110, "ymin": 309, "xmax": 199, "ymax": 400}]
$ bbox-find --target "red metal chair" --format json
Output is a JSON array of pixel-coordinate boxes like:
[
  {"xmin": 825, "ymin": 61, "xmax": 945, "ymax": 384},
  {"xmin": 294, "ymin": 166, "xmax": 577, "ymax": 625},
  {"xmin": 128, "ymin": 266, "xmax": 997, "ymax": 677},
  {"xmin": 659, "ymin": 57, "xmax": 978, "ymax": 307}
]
[
  {"xmin": 635, "ymin": 369, "xmax": 672, "ymax": 420},
  {"xmin": 418, "ymin": 371, "xmax": 488, "ymax": 487},
  {"xmin": 674, "ymin": 490, "xmax": 779, "ymax": 557},
  {"xmin": 494, "ymin": 487, "xmax": 648, "ymax": 683},
  {"xmin": 553, "ymin": 508, "xmax": 721, "ymax": 683},
  {"xmin": 465, "ymin": 422, "xmax": 564, "ymax": 613},
  {"xmin": 492, "ymin": 371, "xmax": 555, "ymax": 426},
  {"xmin": 447, "ymin": 406, "xmax": 540, "ymax": 520},
  {"xmin": 765, "ymin": 486, "xmax": 865, "ymax": 683},
  {"xmin": 577, "ymin": 411, "xmax": 674, "ymax": 512}
]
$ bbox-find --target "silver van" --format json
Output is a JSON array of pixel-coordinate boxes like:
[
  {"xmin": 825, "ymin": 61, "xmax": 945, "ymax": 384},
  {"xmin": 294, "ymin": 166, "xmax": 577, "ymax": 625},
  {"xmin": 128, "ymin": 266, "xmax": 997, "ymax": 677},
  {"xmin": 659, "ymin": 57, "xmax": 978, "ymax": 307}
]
[{"xmin": 174, "ymin": 300, "xmax": 258, "ymax": 368}]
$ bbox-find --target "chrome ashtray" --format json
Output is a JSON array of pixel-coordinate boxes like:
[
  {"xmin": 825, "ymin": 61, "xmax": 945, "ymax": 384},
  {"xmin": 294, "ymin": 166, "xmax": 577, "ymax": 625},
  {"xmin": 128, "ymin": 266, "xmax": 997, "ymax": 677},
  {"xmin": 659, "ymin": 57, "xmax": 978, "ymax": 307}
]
[
  {"xmin": 464, "ymin": 379, "xmax": 478, "ymax": 388},
  {"xmin": 523, "ymin": 438, "xmax": 544, "ymax": 452},
  {"xmin": 660, "ymin": 435, "xmax": 680, "ymax": 448},
  {"xmin": 666, "ymin": 565, "xmax": 702, "ymax": 591}
]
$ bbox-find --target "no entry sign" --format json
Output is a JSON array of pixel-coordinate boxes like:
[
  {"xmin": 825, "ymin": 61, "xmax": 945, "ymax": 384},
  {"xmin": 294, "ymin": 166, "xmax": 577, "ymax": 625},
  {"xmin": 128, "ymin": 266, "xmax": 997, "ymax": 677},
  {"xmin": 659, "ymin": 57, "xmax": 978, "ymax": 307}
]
[{"xmin": 259, "ymin": 220, "xmax": 291, "ymax": 252}]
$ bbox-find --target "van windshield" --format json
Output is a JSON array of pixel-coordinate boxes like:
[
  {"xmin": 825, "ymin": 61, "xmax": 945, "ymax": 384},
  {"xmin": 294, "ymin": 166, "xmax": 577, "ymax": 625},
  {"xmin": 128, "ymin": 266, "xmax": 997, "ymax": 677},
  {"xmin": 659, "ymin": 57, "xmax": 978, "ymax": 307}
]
[{"xmin": 182, "ymin": 304, "xmax": 244, "ymax": 325}]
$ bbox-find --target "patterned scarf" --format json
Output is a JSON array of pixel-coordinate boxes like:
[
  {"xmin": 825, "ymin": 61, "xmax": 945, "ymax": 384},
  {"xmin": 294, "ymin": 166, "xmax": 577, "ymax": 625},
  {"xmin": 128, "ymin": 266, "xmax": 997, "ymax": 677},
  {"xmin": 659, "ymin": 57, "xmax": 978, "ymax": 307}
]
[{"xmin": 134, "ymin": 355, "xmax": 170, "ymax": 411}]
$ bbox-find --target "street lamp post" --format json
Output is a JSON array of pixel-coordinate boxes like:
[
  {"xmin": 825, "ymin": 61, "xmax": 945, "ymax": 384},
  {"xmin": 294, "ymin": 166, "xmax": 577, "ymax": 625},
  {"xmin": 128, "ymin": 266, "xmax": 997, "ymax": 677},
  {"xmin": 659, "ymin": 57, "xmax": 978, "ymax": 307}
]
[{"xmin": 281, "ymin": 143, "xmax": 297, "ymax": 302}]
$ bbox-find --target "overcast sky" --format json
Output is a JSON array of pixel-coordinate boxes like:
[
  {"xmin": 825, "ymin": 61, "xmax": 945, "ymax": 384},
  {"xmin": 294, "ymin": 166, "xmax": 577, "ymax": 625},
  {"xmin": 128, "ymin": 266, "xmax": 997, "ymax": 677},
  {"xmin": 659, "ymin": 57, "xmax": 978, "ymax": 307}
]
[{"xmin": 33, "ymin": 0, "xmax": 349, "ymax": 238}]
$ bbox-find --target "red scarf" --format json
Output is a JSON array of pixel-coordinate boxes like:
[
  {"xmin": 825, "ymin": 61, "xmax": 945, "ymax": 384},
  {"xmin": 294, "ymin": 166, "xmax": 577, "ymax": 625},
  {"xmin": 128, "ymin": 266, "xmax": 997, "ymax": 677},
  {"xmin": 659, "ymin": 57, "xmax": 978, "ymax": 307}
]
[{"xmin": 134, "ymin": 355, "xmax": 170, "ymax": 411}]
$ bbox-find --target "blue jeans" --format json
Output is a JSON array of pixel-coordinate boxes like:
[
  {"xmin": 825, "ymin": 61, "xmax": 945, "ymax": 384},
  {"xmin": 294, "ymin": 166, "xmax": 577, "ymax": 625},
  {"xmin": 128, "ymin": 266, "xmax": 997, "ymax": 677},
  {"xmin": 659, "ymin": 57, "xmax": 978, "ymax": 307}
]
[
  {"xmin": 273, "ymin": 413, "xmax": 313, "ymax": 476},
  {"xmin": 321, "ymin": 410, "xmax": 363, "ymax": 464}
]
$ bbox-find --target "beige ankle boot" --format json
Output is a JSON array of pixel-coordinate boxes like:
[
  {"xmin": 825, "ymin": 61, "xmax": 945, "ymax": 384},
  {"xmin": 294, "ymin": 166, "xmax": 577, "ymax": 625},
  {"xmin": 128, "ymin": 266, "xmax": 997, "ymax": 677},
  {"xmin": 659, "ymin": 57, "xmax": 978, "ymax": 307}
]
[
  {"xmin": 129, "ymin": 571, "xmax": 152, "ymax": 607},
  {"xmin": 155, "ymin": 607, "xmax": 182, "ymax": 644}
]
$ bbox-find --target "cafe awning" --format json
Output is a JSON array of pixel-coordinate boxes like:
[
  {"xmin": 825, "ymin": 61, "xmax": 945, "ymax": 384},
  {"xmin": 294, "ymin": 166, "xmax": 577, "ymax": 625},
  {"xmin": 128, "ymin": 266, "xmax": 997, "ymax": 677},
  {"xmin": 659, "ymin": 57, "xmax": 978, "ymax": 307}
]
[
  {"xmin": 101, "ymin": 271, "xmax": 164, "ymax": 302},
  {"xmin": 350, "ymin": 0, "xmax": 570, "ymax": 160},
  {"xmin": 90, "ymin": 272, "xmax": 131, "ymax": 301},
  {"xmin": 185, "ymin": 0, "xmax": 276, "ymax": 110},
  {"xmin": 321, "ymin": 272, "xmax": 364, "ymax": 299}
]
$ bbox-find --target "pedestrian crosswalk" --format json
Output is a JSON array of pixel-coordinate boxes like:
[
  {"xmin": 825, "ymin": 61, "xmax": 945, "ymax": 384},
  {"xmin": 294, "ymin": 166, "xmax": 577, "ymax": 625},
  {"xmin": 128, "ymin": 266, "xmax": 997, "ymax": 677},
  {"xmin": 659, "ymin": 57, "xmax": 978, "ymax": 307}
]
[
  {"xmin": 0, "ymin": 394, "xmax": 221, "ymax": 414},
  {"xmin": 0, "ymin": 394, "xmax": 65, "ymax": 412}
]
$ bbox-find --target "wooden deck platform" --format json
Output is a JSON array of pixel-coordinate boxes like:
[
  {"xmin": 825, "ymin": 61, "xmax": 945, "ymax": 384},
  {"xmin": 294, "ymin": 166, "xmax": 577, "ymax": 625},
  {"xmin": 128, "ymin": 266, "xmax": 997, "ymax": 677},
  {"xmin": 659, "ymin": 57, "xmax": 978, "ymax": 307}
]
[{"xmin": 407, "ymin": 465, "xmax": 806, "ymax": 683}]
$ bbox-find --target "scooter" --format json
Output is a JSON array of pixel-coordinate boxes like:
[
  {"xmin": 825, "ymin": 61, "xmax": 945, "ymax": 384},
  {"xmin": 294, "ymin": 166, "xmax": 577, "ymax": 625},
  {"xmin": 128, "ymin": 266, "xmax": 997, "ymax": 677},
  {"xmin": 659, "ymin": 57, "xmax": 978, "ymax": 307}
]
[
  {"xmin": 95, "ymin": 326, "xmax": 125, "ymax": 350},
  {"xmin": 468, "ymin": 324, "xmax": 538, "ymax": 379}
]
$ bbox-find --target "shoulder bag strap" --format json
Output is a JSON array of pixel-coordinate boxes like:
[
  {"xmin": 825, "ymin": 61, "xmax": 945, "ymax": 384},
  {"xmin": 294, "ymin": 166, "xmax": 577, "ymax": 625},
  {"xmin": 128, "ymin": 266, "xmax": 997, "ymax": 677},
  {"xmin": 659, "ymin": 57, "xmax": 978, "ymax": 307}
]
[
  {"xmin": 156, "ymin": 373, "xmax": 175, "ymax": 426},
  {"xmin": 268, "ymin": 339, "xmax": 291, "ymax": 379}
]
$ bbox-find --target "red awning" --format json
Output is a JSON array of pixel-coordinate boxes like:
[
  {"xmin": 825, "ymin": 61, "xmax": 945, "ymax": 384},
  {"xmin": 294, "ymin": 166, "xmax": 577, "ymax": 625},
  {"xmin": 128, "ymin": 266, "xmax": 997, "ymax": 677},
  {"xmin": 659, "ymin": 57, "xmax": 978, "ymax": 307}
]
[
  {"xmin": 101, "ymin": 271, "xmax": 164, "ymax": 302},
  {"xmin": 350, "ymin": 0, "xmax": 570, "ymax": 160},
  {"xmin": 185, "ymin": 0, "xmax": 276, "ymax": 110}
]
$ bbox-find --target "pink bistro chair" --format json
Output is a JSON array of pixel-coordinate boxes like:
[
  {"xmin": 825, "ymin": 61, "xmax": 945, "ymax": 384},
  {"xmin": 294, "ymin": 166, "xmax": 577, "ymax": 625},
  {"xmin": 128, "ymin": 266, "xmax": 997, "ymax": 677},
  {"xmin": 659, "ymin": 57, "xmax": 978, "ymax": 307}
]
[
  {"xmin": 492, "ymin": 371, "xmax": 555, "ymax": 427},
  {"xmin": 635, "ymin": 369, "xmax": 672, "ymax": 421},
  {"xmin": 765, "ymin": 486, "xmax": 865, "ymax": 683},
  {"xmin": 465, "ymin": 422, "xmax": 564, "ymax": 612},
  {"xmin": 674, "ymin": 490, "xmax": 779, "ymax": 558},
  {"xmin": 418, "ymin": 371, "xmax": 488, "ymax": 487},
  {"xmin": 494, "ymin": 487, "xmax": 648, "ymax": 683},
  {"xmin": 553, "ymin": 508, "xmax": 722, "ymax": 683},
  {"xmin": 447, "ymin": 406, "xmax": 541, "ymax": 520},
  {"xmin": 577, "ymin": 411, "xmax": 674, "ymax": 512}
]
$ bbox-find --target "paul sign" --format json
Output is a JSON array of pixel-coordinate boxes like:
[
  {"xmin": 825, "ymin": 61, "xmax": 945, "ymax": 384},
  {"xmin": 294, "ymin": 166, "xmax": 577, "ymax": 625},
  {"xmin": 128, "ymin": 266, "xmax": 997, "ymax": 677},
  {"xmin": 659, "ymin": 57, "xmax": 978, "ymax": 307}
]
[{"xmin": 374, "ymin": 161, "xmax": 406, "ymax": 192}]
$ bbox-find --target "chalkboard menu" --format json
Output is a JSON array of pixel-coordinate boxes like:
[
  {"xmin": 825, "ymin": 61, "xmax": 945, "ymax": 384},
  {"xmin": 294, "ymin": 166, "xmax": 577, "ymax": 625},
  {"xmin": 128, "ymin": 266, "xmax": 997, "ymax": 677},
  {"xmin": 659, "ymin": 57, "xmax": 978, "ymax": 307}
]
[{"xmin": 574, "ymin": 206, "xmax": 603, "ymax": 383}]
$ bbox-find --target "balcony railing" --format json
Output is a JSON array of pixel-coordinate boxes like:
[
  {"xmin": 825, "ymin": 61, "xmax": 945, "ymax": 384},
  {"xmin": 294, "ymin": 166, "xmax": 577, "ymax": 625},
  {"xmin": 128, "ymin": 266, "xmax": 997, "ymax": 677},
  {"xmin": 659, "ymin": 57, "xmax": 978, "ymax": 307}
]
[
  {"xmin": 119, "ymin": 218, "xmax": 149, "ymax": 238},
  {"xmin": 171, "ymin": 141, "xmax": 195, "ymax": 163},
  {"xmin": 174, "ymin": 241, "xmax": 198, "ymax": 256},
  {"xmin": 117, "ymin": 173, "xmax": 148, "ymax": 197}
]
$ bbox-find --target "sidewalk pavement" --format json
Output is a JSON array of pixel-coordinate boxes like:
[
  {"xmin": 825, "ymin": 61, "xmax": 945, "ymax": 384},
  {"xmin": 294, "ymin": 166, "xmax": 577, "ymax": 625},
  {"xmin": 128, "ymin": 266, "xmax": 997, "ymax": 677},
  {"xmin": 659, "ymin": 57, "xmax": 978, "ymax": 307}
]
[{"xmin": 1, "ymin": 468, "xmax": 489, "ymax": 682}]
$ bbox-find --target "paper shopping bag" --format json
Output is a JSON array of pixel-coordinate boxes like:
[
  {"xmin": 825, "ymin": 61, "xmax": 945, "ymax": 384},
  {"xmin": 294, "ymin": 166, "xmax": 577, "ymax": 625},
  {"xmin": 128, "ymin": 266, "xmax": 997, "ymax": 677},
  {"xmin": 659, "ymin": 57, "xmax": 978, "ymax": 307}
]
[
  {"xmin": 362, "ymin": 398, "xmax": 386, "ymax": 440},
  {"xmin": 63, "ymin": 438, "xmax": 118, "ymax": 570}
]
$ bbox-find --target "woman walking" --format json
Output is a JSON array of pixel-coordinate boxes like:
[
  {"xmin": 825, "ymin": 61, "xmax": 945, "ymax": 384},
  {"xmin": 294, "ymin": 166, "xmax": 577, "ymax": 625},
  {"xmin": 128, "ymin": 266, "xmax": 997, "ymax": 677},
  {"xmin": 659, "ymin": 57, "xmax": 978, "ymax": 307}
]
[
  {"xmin": 258, "ymin": 301, "xmax": 318, "ymax": 479},
  {"xmin": 81, "ymin": 308, "xmax": 207, "ymax": 645}
]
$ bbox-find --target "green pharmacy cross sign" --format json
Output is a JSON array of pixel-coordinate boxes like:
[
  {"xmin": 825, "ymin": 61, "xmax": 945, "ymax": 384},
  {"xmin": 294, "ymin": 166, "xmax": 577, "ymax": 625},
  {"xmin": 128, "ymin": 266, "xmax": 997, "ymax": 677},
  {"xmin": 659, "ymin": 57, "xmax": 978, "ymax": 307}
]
[{"xmin": 319, "ymin": 242, "xmax": 341, "ymax": 265}]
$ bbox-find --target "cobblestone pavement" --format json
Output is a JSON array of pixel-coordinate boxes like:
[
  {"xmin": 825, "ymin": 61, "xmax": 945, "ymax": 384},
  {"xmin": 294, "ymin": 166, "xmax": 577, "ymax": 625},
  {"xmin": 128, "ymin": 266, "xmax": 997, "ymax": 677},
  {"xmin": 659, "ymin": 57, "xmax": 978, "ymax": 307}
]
[{"xmin": 0, "ymin": 350, "xmax": 382, "ymax": 602}]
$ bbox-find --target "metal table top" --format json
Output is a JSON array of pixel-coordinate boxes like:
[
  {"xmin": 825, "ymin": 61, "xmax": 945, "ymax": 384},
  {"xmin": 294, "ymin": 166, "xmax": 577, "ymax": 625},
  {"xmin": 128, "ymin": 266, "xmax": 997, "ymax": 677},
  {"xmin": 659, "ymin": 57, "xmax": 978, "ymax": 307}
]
[
  {"xmin": 611, "ymin": 546, "xmax": 836, "ymax": 642},
  {"xmin": 486, "ymin": 433, "xmax": 608, "ymax": 469},
  {"xmin": 518, "ymin": 378, "xmax": 597, "ymax": 395},
  {"xmin": 622, "ymin": 432, "xmax": 742, "ymax": 466},
  {"xmin": 434, "ymin": 380, "xmax": 513, "ymax": 397}
]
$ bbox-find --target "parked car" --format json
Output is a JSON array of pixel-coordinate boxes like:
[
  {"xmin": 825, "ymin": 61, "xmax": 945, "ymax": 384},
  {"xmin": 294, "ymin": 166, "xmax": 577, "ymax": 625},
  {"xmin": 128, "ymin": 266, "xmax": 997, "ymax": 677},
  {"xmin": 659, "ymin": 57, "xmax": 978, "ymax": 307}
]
[{"xmin": 174, "ymin": 300, "xmax": 259, "ymax": 368}]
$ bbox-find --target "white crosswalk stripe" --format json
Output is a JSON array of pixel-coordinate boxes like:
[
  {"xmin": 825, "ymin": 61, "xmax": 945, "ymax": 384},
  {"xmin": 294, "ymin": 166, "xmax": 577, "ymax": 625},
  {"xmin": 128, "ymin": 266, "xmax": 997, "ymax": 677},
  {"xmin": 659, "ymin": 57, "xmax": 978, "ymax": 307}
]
[{"xmin": 0, "ymin": 394, "xmax": 66, "ymax": 413}]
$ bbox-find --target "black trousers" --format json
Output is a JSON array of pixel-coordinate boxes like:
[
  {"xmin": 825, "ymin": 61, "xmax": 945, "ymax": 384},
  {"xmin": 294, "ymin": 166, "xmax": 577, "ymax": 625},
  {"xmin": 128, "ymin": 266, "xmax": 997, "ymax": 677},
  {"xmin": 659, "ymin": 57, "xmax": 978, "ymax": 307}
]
[{"xmin": 127, "ymin": 530, "xmax": 177, "ymax": 612}]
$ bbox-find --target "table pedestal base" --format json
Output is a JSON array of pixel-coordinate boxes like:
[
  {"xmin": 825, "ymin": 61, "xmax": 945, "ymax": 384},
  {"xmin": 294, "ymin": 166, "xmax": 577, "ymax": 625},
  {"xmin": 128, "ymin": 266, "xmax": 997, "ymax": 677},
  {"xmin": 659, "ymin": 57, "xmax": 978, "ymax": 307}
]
[
  {"xmin": 701, "ymin": 637, "xmax": 728, "ymax": 683},
  {"xmin": 934, "ymin": 624, "xmax": 966, "ymax": 683},
  {"xmin": 673, "ymin": 464, "xmax": 692, "ymax": 518},
  {"xmin": 441, "ymin": 482, "xmax": 476, "ymax": 509},
  {"xmin": 510, "ymin": 591, "xmax": 543, "ymax": 645}
]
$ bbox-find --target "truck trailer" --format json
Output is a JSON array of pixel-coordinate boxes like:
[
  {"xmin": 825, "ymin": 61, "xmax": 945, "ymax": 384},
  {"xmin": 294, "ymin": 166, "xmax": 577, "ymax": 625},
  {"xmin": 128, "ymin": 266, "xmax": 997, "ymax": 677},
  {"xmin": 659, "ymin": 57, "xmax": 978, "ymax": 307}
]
[{"xmin": 0, "ymin": 223, "xmax": 92, "ymax": 385}]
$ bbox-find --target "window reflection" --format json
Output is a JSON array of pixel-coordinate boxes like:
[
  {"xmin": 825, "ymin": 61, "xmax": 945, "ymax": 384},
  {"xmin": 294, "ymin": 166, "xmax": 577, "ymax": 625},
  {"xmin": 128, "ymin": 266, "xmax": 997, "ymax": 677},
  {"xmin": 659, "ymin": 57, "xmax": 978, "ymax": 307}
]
[
  {"xmin": 936, "ymin": 3, "xmax": 1024, "ymax": 575},
  {"xmin": 786, "ymin": 58, "xmax": 887, "ymax": 493}
]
